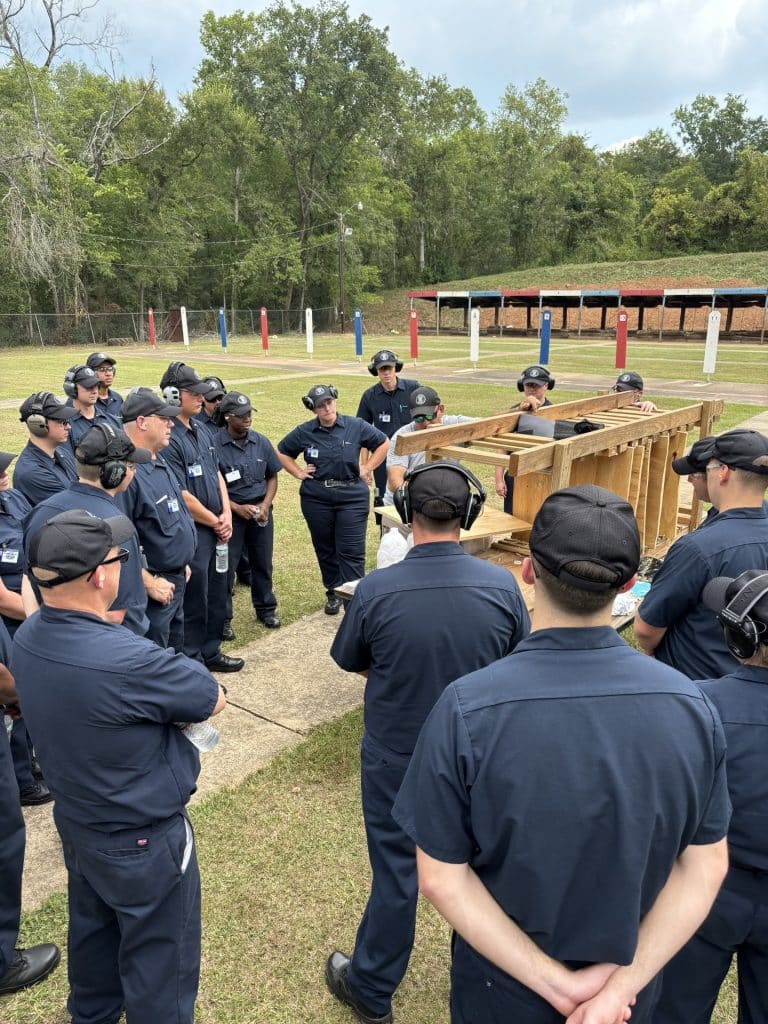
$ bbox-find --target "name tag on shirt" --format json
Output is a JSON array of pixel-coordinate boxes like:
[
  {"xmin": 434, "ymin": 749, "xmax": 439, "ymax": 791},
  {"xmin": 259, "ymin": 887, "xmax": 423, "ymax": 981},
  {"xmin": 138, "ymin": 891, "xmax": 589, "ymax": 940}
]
[
  {"xmin": 187, "ymin": 463, "xmax": 203, "ymax": 478},
  {"xmin": 1, "ymin": 549, "xmax": 19, "ymax": 564},
  {"xmin": 225, "ymin": 469, "xmax": 242, "ymax": 483},
  {"xmin": 307, "ymin": 447, "xmax": 319, "ymax": 459},
  {"xmin": 167, "ymin": 498, "xmax": 180, "ymax": 513},
  {"xmin": 379, "ymin": 413, "xmax": 391, "ymax": 423}
]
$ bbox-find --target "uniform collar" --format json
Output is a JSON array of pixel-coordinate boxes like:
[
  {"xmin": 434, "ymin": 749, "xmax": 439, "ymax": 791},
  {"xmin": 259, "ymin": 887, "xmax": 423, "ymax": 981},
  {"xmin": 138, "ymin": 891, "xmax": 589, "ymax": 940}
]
[
  {"xmin": 514, "ymin": 625, "xmax": 624, "ymax": 653},
  {"xmin": 376, "ymin": 378, "xmax": 403, "ymax": 395},
  {"xmin": 311, "ymin": 414, "xmax": 346, "ymax": 433},
  {"xmin": 719, "ymin": 664, "xmax": 768, "ymax": 685},
  {"xmin": 221, "ymin": 430, "xmax": 254, "ymax": 447},
  {"xmin": 405, "ymin": 540, "xmax": 464, "ymax": 558},
  {"xmin": 715, "ymin": 506, "xmax": 768, "ymax": 520}
]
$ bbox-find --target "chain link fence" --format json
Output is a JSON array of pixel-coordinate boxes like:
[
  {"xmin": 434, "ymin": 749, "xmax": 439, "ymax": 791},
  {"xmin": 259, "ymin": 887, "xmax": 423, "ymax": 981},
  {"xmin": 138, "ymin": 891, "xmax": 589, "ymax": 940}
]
[{"xmin": 0, "ymin": 306, "xmax": 340, "ymax": 348}]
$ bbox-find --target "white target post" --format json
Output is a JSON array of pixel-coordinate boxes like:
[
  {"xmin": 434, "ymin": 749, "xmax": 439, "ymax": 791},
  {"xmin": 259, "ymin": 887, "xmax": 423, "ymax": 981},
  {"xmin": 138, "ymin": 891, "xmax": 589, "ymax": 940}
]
[
  {"xmin": 470, "ymin": 308, "xmax": 480, "ymax": 367},
  {"xmin": 703, "ymin": 310, "xmax": 721, "ymax": 380},
  {"xmin": 180, "ymin": 306, "xmax": 190, "ymax": 350},
  {"xmin": 305, "ymin": 307, "xmax": 314, "ymax": 355}
]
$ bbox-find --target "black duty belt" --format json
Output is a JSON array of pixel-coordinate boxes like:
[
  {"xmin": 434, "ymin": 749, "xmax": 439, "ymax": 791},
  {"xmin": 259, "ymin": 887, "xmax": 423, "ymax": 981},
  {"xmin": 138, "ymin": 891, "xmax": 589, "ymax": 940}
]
[{"xmin": 319, "ymin": 478, "xmax": 358, "ymax": 488}]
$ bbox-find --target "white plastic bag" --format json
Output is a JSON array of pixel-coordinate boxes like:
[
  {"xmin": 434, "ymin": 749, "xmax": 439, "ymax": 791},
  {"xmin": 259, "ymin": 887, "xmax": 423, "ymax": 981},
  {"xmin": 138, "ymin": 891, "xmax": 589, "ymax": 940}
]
[{"xmin": 377, "ymin": 528, "xmax": 411, "ymax": 568}]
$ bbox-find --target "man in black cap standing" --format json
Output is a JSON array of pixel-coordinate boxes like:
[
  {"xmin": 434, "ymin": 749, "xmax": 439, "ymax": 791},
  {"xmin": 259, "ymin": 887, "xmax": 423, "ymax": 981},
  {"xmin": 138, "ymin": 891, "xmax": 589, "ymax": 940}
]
[
  {"xmin": 14, "ymin": 392, "xmax": 78, "ymax": 507},
  {"xmin": 120, "ymin": 389, "xmax": 198, "ymax": 651},
  {"xmin": 161, "ymin": 362, "xmax": 243, "ymax": 671},
  {"xmin": 86, "ymin": 352, "xmax": 123, "ymax": 418},
  {"xmin": 326, "ymin": 463, "xmax": 530, "ymax": 1024},
  {"xmin": 11, "ymin": 510, "xmax": 225, "ymax": 1024},
  {"xmin": 654, "ymin": 569, "xmax": 768, "ymax": 1024},
  {"xmin": 195, "ymin": 376, "xmax": 226, "ymax": 434},
  {"xmin": 635, "ymin": 429, "xmax": 768, "ymax": 679},
  {"xmin": 495, "ymin": 365, "xmax": 556, "ymax": 513},
  {"xmin": 392, "ymin": 484, "xmax": 730, "ymax": 1024},
  {"xmin": 611, "ymin": 371, "xmax": 658, "ymax": 413},
  {"xmin": 356, "ymin": 350, "xmax": 419, "ymax": 508},
  {"xmin": 63, "ymin": 364, "xmax": 121, "ymax": 449}
]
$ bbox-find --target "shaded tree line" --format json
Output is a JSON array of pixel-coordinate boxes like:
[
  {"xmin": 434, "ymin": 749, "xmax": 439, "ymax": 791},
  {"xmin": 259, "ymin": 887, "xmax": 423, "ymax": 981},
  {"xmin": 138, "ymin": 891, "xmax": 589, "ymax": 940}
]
[{"xmin": 2, "ymin": 0, "xmax": 768, "ymax": 321}]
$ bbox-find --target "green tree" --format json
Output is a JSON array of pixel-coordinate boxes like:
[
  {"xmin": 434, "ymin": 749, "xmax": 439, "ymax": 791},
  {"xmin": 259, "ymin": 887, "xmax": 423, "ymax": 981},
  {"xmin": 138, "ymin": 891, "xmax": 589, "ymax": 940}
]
[{"xmin": 673, "ymin": 93, "xmax": 768, "ymax": 184}]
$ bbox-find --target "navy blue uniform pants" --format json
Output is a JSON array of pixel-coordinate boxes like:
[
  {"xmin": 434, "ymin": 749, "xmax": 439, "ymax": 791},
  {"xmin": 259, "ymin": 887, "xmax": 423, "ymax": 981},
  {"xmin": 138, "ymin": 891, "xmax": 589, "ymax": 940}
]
[
  {"xmin": 145, "ymin": 570, "xmax": 186, "ymax": 652},
  {"xmin": 58, "ymin": 811, "xmax": 200, "ymax": 1024},
  {"xmin": 0, "ymin": 727, "xmax": 25, "ymax": 976},
  {"xmin": 451, "ymin": 940, "xmax": 660, "ymax": 1024},
  {"xmin": 654, "ymin": 866, "xmax": 768, "ymax": 1024},
  {"xmin": 183, "ymin": 525, "xmax": 228, "ymax": 663},
  {"xmin": 10, "ymin": 717, "xmax": 35, "ymax": 791},
  {"xmin": 300, "ymin": 482, "xmax": 370, "ymax": 595},
  {"xmin": 226, "ymin": 511, "xmax": 276, "ymax": 620},
  {"xmin": 346, "ymin": 732, "xmax": 417, "ymax": 1016}
]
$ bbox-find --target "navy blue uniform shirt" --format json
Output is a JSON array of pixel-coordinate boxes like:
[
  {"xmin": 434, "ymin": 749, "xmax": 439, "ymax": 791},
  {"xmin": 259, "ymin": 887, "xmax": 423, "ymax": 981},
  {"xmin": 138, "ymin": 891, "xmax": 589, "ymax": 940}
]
[
  {"xmin": 332, "ymin": 541, "xmax": 530, "ymax": 753},
  {"xmin": 117, "ymin": 456, "xmax": 197, "ymax": 573},
  {"xmin": 68, "ymin": 406, "xmax": 122, "ymax": 450},
  {"xmin": 277, "ymin": 414, "xmax": 386, "ymax": 486},
  {"xmin": 11, "ymin": 607, "xmax": 218, "ymax": 832},
  {"xmin": 0, "ymin": 488, "xmax": 32, "ymax": 597},
  {"xmin": 356, "ymin": 378, "xmax": 419, "ymax": 438},
  {"xmin": 639, "ymin": 507, "xmax": 768, "ymax": 679},
  {"xmin": 698, "ymin": 666, "xmax": 768, "ymax": 872},
  {"xmin": 97, "ymin": 389, "xmax": 123, "ymax": 418},
  {"xmin": 13, "ymin": 440, "xmax": 78, "ymax": 507},
  {"xmin": 23, "ymin": 483, "xmax": 149, "ymax": 636},
  {"xmin": 165, "ymin": 418, "xmax": 223, "ymax": 514},
  {"xmin": 214, "ymin": 427, "xmax": 282, "ymax": 504},
  {"xmin": 393, "ymin": 626, "xmax": 730, "ymax": 966}
]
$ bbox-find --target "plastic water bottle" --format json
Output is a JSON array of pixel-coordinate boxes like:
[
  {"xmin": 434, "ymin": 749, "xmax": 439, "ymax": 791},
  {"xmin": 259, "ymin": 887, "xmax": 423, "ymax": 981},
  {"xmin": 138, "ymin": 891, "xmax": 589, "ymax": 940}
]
[
  {"xmin": 178, "ymin": 721, "xmax": 220, "ymax": 752},
  {"xmin": 215, "ymin": 543, "xmax": 228, "ymax": 573}
]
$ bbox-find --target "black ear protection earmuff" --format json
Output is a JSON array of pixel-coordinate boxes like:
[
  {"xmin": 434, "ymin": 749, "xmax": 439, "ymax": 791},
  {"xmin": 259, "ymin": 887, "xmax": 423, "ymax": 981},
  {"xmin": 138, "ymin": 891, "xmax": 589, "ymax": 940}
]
[
  {"xmin": 77, "ymin": 423, "xmax": 130, "ymax": 489},
  {"xmin": 368, "ymin": 351, "xmax": 403, "ymax": 376},
  {"xmin": 159, "ymin": 362, "xmax": 186, "ymax": 394},
  {"xmin": 25, "ymin": 391, "xmax": 55, "ymax": 437},
  {"xmin": 63, "ymin": 364, "xmax": 91, "ymax": 399},
  {"xmin": 302, "ymin": 385, "xmax": 339, "ymax": 411},
  {"xmin": 393, "ymin": 462, "xmax": 486, "ymax": 531},
  {"xmin": 717, "ymin": 573, "xmax": 768, "ymax": 660},
  {"xmin": 517, "ymin": 366, "xmax": 555, "ymax": 392}
]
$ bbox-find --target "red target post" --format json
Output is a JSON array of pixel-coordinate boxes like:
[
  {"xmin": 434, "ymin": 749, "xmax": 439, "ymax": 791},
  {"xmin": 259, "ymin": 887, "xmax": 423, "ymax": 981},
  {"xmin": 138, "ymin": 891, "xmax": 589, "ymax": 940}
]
[
  {"xmin": 409, "ymin": 309, "xmax": 419, "ymax": 361},
  {"xmin": 260, "ymin": 307, "xmax": 269, "ymax": 353}
]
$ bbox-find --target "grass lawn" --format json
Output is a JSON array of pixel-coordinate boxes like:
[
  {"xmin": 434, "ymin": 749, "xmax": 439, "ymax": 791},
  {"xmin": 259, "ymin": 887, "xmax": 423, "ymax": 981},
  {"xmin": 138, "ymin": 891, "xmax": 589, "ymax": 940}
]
[{"xmin": 0, "ymin": 341, "xmax": 751, "ymax": 1022}]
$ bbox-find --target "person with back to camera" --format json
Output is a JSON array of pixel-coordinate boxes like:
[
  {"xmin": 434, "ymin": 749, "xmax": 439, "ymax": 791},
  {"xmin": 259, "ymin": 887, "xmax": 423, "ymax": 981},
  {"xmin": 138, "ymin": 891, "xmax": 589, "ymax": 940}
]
[
  {"xmin": 634, "ymin": 429, "xmax": 768, "ymax": 680},
  {"xmin": 495, "ymin": 365, "xmax": 555, "ymax": 513},
  {"xmin": 611, "ymin": 371, "xmax": 658, "ymax": 413},
  {"xmin": 277, "ymin": 385, "xmax": 389, "ymax": 615},
  {"xmin": 392, "ymin": 483, "xmax": 730, "ymax": 1024},
  {"xmin": 325, "ymin": 462, "xmax": 530, "ymax": 1024},
  {"xmin": 356, "ymin": 350, "xmax": 419, "ymax": 508},
  {"xmin": 14, "ymin": 392, "xmax": 79, "ymax": 507},
  {"xmin": 213, "ymin": 391, "xmax": 283, "ymax": 632},
  {"xmin": 653, "ymin": 568, "xmax": 768, "ymax": 1024},
  {"xmin": 86, "ymin": 351, "xmax": 123, "ymax": 418},
  {"xmin": 11, "ymin": 509, "xmax": 226, "ymax": 1024}
]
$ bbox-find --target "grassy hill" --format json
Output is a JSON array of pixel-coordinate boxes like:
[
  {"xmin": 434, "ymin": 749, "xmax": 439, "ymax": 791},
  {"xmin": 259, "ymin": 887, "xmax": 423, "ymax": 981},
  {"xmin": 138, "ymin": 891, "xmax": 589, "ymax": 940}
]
[{"xmin": 363, "ymin": 250, "xmax": 768, "ymax": 332}]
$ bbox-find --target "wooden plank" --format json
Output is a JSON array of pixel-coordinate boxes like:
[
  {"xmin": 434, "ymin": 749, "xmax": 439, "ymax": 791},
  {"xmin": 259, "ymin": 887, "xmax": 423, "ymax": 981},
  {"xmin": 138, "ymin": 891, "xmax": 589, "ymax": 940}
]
[
  {"xmin": 634, "ymin": 439, "xmax": 653, "ymax": 542},
  {"xmin": 659, "ymin": 430, "xmax": 688, "ymax": 541},
  {"xmin": 376, "ymin": 504, "xmax": 531, "ymax": 539},
  {"xmin": 569, "ymin": 454, "xmax": 599, "ymax": 486},
  {"xmin": 506, "ymin": 404, "xmax": 709, "ymax": 477},
  {"xmin": 644, "ymin": 435, "xmax": 670, "ymax": 547},
  {"xmin": 550, "ymin": 444, "xmax": 573, "ymax": 492},
  {"xmin": 594, "ymin": 448, "xmax": 634, "ymax": 499},
  {"xmin": 393, "ymin": 391, "xmax": 638, "ymax": 454},
  {"xmin": 627, "ymin": 444, "xmax": 645, "ymax": 514},
  {"xmin": 430, "ymin": 445, "xmax": 510, "ymax": 467},
  {"xmin": 513, "ymin": 471, "xmax": 552, "ymax": 523}
]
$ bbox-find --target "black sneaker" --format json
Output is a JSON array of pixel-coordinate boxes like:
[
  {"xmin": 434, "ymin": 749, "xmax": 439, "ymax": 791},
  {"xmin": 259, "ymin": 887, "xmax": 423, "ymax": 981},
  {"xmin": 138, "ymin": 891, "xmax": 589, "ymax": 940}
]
[
  {"xmin": 19, "ymin": 781, "xmax": 53, "ymax": 806},
  {"xmin": 258, "ymin": 614, "xmax": 281, "ymax": 629},
  {"xmin": 324, "ymin": 595, "xmax": 342, "ymax": 616},
  {"xmin": 325, "ymin": 952, "xmax": 392, "ymax": 1024}
]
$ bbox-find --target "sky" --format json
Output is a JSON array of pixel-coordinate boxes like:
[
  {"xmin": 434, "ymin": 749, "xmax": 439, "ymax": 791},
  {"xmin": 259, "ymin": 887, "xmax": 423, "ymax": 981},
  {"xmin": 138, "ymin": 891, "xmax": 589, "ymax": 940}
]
[{"xmin": 15, "ymin": 0, "xmax": 768, "ymax": 150}]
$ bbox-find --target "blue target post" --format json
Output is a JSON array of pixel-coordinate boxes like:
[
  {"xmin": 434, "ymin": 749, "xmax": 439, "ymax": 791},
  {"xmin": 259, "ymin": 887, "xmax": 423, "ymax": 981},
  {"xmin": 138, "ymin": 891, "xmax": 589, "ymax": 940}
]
[
  {"xmin": 218, "ymin": 307, "xmax": 228, "ymax": 352},
  {"xmin": 539, "ymin": 309, "xmax": 552, "ymax": 365},
  {"xmin": 354, "ymin": 309, "xmax": 363, "ymax": 360}
]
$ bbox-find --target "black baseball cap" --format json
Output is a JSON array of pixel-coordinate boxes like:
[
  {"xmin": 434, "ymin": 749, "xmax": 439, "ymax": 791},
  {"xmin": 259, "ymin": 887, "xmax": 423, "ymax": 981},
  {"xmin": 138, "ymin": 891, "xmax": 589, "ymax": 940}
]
[
  {"xmin": 160, "ymin": 362, "xmax": 210, "ymax": 395},
  {"xmin": 86, "ymin": 352, "xmax": 116, "ymax": 369},
  {"xmin": 529, "ymin": 484, "xmax": 641, "ymax": 592},
  {"xmin": 220, "ymin": 392, "xmax": 254, "ymax": 417},
  {"xmin": 29, "ymin": 509, "xmax": 135, "ymax": 588},
  {"xmin": 369, "ymin": 349, "xmax": 402, "ymax": 373},
  {"xmin": 407, "ymin": 463, "xmax": 473, "ymax": 521},
  {"xmin": 19, "ymin": 392, "xmax": 77, "ymax": 423},
  {"xmin": 306, "ymin": 384, "xmax": 336, "ymax": 403},
  {"xmin": 75, "ymin": 424, "xmax": 151, "ymax": 466},
  {"xmin": 672, "ymin": 437, "xmax": 714, "ymax": 476},
  {"xmin": 703, "ymin": 569, "xmax": 768, "ymax": 629},
  {"xmin": 0, "ymin": 451, "xmax": 16, "ymax": 474},
  {"xmin": 121, "ymin": 388, "xmax": 180, "ymax": 422},
  {"xmin": 408, "ymin": 386, "xmax": 441, "ymax": 417},
  {"xmin": 520, "ymin": 365, "xmax": 553, "ymax": 386},
  {"xmin": 613, "ymin": 371, "xmax": 644, "ymax": 392},
  {"xmin": 695, "ymin": 430, "xmax": 768, "ymax": 475},
  {"xmin": 202, "ymin": 376, "xmax": 226, "ymax": 400},
  {"xmin": 66, "ymin": 364, "xmax": 99, "ymax": 389}
]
